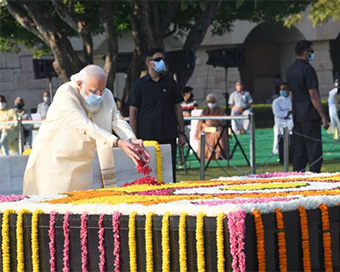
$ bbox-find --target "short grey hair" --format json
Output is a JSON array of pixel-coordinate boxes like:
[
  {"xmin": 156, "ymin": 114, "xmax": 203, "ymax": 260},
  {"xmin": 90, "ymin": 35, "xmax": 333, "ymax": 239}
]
[
  {"xmin": 206, "ymin": 93, "xmax": 217, "ymax": 102},
  {"xmin": 77, "ymin": 65, "xmax": 106, "ymax": 83}
]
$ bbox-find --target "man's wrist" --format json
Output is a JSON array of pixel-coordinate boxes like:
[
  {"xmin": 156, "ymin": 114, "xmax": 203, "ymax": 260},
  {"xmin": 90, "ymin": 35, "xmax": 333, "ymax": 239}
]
[{"xmin": 178, "ymin": 131, "xmax": 185, "ymax": 136}]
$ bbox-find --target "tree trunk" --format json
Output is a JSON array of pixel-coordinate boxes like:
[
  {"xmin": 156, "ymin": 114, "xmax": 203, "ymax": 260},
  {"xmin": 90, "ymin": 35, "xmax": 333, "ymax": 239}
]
[
  {"xmin": 17, "ymin": 1, "xmax": 84, "ymax": 81},
  {"xmin": 100, "ymin": 0, "xmax": 118, "ymax": 92},
  {"xmin": 176, "ymin": 0, "xmax": 222, "ymax": 91}
]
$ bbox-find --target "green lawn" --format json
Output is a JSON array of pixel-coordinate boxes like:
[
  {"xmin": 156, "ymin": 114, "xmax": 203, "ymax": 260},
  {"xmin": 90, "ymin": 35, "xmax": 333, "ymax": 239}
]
[{"xmin": 176, "ymin": 128, "xmax": 340, "ymax": 181}]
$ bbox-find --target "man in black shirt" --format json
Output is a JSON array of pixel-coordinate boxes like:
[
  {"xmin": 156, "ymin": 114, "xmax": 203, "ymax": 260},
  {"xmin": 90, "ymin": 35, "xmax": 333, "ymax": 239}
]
[
  {"xmin": 129, "ymin": 48, "xmax": 186, "ymax": 182},
  {"xmin": 286, "ymin": 40, "xmax": 329, "ymax": 173}
]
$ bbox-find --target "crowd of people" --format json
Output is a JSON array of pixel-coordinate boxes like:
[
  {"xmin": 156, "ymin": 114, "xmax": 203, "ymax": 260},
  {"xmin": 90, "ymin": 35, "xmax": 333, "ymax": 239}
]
[{"xmin": 0, "ymin": 41, "xmax": 339, "ymax": 185}]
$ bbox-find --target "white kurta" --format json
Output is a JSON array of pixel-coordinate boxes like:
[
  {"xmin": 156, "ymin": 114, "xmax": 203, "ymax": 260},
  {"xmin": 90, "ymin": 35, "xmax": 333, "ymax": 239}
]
[
  {"xmin": 272, "ymin": 96, "xmax": 293, "ymax": 154},
  {"xmin": 23, "ymin": 80, "xmax": 135, "ymax": 195},
  {"xmin": 328, "ymin": 88, "xmax": 340, "ymax": 138}
]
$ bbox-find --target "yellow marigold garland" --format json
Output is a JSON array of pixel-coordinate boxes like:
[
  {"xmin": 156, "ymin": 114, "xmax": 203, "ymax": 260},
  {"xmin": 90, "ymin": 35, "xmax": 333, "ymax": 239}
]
[
  {"xmin": 144, "ymin": 140, "xmax": 163, "ymax": 182},
  {"xmin": 179, "ymin": 212, "xmax": 188, "ymax": 272},
  {"xmin": 31, "ymin": 210, "xmax": 43, "ymax": 272},
  {"xmin": 275, "ymin": 209, "xmax": 287, "ymax": 272},
  {"xmin": 1, "ymin": 209, "xmax": 14, "ymax": 272},
  {"xmin": 298, "ymin": 206, "xmax": 311, "ymax": 272},
  {"xmin": 16, "ymin": 209, "xmax": 29, "ymax": 272},
  {"xmin": 196, "ymin": 212, "xmax": 206, "ymax": 272},
  {"xmin": 319, "ymin": 204, "xmax": 333, "ymax": 272},
  {"xmin": 162, "ymin": 212, "xmax": 171, "ymax": 272},
  {"xmin": 145, "ymin": 212, "xmax": 154, "ymax": 272},
  {"xmin": 216, "ymin": 213, "xmax": 225, "ymax": 272},
  {"xmin": 223, "ymin": 182, "xmax": 307, "ymax": 191},
  {"xmin": 251, "ymin": 210, "xmax": 266, "ymax": 272},
  {"xmin": 128, "ymin": 211, "xmax": 137, "ymax": 272}
]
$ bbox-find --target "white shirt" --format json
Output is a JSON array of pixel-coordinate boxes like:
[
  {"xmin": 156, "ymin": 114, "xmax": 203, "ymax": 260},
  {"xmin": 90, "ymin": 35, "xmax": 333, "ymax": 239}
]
[{"xmin": 272, "ymin": 96, "xmax": 293, "ymax": 133}]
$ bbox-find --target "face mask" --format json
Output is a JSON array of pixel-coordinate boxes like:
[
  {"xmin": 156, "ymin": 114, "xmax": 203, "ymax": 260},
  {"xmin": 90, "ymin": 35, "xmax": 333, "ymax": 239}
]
[
  {"xmin": 152, "ymin": 59, "xmax": 166, "ymax": 73},
  {"xmin": 208, "ymin": 103, "xmax": 216, "ymax": 109},
  {"xmin": 280, "ymin": 90, "xmax": 289, "ymax": 98},
  {"xmin": 0, "ymin": 102, "xmax": 6, "ymax": 110},
  {"xmin": 308, "ymin": 53, "xmax": 314, "ymax": 61},
  {"xmin": 15, "ymin": 104, "xmax": 24, "ymax": 110},
  {"xmin": 43, "ymin": 96, "xmax": 50, "ymax": 103},
  {"xmin": 335, "ymin": 82, "xmax": 339, "ymax": 87}
]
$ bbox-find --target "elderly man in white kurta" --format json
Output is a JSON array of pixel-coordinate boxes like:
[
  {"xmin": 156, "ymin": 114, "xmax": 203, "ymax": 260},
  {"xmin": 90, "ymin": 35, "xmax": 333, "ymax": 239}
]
[{"xmin": 24, "ymin": 65, "xmax": 148, "ymax": 195}]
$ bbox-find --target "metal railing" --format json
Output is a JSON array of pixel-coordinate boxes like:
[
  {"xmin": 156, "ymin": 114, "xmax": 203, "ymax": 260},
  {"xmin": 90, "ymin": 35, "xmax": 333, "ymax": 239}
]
[{"xmin": 0, "ymin": 114, "xmax": 256, "ymax": 176}]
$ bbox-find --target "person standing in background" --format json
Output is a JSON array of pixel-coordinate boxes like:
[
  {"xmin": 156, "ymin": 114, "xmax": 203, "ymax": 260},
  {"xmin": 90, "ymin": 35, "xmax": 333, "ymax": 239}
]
[
  {"xmin": 228, "ymin": 81, "xmax": 253, "ymax": 134},
  {"xmin": 328, "ymin": 78, "xmax": 340, "ymax": 139},
  {"xmin": 181, "ymin": 86, "xmax": 198, "ymax": 118},
  {"xmin": 37, "ymin": 91, "xmax": 51, "ymax": 120},
  {"xmin": 129, "ymin": 48, "xmax": 186, "ymax": 183},
  {"xmin": 14, "ymin": 97, "xmax": 33, "ymax": 149},
  {"xmin": 272, "ymin": 83, "xmax": 294, "ymax": 162},
  {"xmin": 0, "ymin": 95, "xmax": 18, "ymax": 155},
  {"xmin": 286, "ymin": 40, "xmax": 329, "ymax": 173}
]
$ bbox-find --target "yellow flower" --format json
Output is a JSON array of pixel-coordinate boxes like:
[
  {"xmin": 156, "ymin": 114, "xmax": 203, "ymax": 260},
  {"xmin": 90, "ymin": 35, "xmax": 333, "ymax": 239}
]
[
  {"xmin": 145, "ymin": 212, "xmax": 154, "ymax": 272},
  {"xmin": 144, "ymin": 141, "xmax": 163, "ymax": 182},
  {"xmin": 162, "ymin": 212, "xmax": 171, "ymax": 272},
  {"xmin": 17, "ymin": 209, "xmax": 29, "ymax": 272},
  {"xmin": 1, "ymin": 209, "xmax": 15, "ymax": 272},
  {"xmin": 31, "ymin": 210, "xmax": 43, "ymax": 272},
  {"xmin": 128, "ymin": 212, "xmax": 137, "ymax": 272},
  {"xmin": 196, "ymin": 212, "xmax": 206, "ymax": 272}
]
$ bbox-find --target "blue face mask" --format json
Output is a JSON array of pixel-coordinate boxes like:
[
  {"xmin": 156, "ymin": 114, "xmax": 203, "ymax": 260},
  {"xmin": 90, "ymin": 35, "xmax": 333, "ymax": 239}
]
[
  {"xmin": 280, "ymin": 90, "xmax": 289, "ymax": 98},
  {"xmin": 86, "ymin": 92, "xmax": 103, "ymax": 106},
  {"xmin": 308, "ymin": 53, "xmax": 314, "ymax": 61},
  {"xmin": 152, "ymin": 59, "xmax": 166, "ymax": 73}
]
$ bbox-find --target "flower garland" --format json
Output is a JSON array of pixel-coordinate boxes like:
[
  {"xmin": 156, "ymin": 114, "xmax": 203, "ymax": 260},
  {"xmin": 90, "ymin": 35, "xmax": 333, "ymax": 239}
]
[
  {"xmin": 80, "ymin": 213, "xmax": 88, "ymax": 272},
  {"xmin": 179, "ymin": 212, "xmax": 188, "ymax": 272},
  {"xmin": 298, "ymin": 206, "xmax": 311, "ymax": 272},
  {"xmin": 1, "ymin": 209, "xmax": 14, "ymax": 272},
  {"xmin": 251, "ymin": 210, "xmax": 265, "ymax": 272},
  {"xmin": 223, "ymin": 182, "xmax": 307, "ymax": 191},
  {"xmin": 216, "ymin": 213, "xmax": 225, "ymax": 272},
  {"xmin": 112, "ymin": 212, "xmax": 121, "ymax": 272},
  {"xmin": 128, "ymin": 211, "xmax": 137, "ymax": 272},
  {"xmin": 196, "ymin": 212, "xmax": 206, "ymax": 272},
  {"xmin": 162, "ymin": 212, "xmax": 171, "ymax": 272},
  {"xmin": 144, "ymin": 140, "xmax": 163, "ymax": 182},
  {"xmin": 48, "ymin": 211, "xmax": 57, "ymax": 272},
  {"xmin": 0, "ymin": 194, "xmax": 26, "ymax": 203},
  {"xmin": 275, "ymin": 209, "xmax": 287, "ymax": 272},
  {"xmin": 145, "ymin": 212, "xmax": 154, "ymax": 272},
  {"xmin": 319, "ymin": 204, "xmax": 333, "ymax": 272},
  {"xmin": 227, "ymin": 211, "xmax": 246, "ymax": 272},
  {"xmin": 16, "ymin": 209, "xmax": 28, "ymax": 272},
  {"xmin": 32, "ymin": 209, "xmax": 43, "ymax": 272},
  {"xmin": 63, "ymin": 212, "xmax": 71, "ymax": 272},
  {"xmin": 98, "ymin": 214, "xmax": 106, "ymax": 272}
]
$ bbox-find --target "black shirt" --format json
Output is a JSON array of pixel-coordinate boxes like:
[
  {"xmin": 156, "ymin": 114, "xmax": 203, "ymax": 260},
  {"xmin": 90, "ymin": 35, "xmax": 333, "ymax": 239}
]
[
  {"xmin": 128, "ymin": 74, "xmax": 183, "ymax": 140},
  {"xmin": 286, "ymin": 59, "xmax": 320, "ymax": 122}
]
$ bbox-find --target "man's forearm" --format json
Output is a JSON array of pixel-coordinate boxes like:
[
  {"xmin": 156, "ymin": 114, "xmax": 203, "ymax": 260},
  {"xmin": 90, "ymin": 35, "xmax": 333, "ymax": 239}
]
[
  {"xmin": 309, "ymin": 89, "xmax": 327, "ymax": 120},
  {"xmin": 174, "ymin": 104, "xmax": 185, "ymax": 133}
]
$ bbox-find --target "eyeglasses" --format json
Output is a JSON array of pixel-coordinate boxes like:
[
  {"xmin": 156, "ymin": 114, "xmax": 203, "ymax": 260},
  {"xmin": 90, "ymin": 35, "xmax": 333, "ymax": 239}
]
[
  {"xmin": 150, "ymin": 57, "xmax": 164, "ymax": 62},
  {"xmin": 83, "ymin": 82, "xmax": 105, "ymax": 95}
]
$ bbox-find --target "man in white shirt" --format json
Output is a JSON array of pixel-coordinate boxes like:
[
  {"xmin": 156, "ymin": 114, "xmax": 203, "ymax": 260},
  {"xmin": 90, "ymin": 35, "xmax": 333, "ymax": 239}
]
[
  {"xmin": 328, "ymin": 78, "xmax": 340, "ymax": 139},
  {"xmin": 272, "ymin": 82, "xmax": 294, "ymax": 162},
  {"xmin": 228, "ymin": 81, "xmax": 253, "ymax": 134},
  {"xmin": 36, "ymin": 91, "xmax": 51, "ymax": 120},
  {"xmin": 24, "ymin": 65, "xmax": 149, "ymax": 195}
]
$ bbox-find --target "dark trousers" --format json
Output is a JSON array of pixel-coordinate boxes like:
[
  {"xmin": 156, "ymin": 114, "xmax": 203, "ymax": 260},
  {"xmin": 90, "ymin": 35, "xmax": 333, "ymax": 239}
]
[
  {"xmin": 293, "ymin": 120, "xmax": 322, "ymax": 173},
  {"xmin": 157, "ymin": 138, "xmax": 177, "ymax": 183}
]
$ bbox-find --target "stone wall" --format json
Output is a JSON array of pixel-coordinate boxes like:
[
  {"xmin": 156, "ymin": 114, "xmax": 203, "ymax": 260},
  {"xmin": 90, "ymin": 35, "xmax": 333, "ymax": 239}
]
[
  {"xmin": 0, "ymin": 49, "xmax": 63, "ymax": 111},
  {"xmin": 0, "ymin": 144, "xmax": 172, "ymax": 195}
]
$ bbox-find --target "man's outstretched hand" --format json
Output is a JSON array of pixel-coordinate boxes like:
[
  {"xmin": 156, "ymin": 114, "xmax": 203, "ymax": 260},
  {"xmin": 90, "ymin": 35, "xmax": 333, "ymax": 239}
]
[{"xmin": 117, "ymin": 139, "xmax": 150, "ymax": 165}]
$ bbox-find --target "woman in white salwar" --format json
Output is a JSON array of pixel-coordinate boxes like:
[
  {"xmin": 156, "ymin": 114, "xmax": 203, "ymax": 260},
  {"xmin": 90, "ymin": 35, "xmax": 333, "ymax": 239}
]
[{"xmin": 23, "ymin": 65, "xmax": 149, "ymax": 195}]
